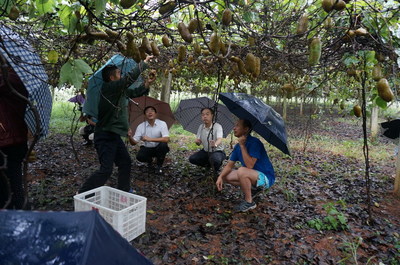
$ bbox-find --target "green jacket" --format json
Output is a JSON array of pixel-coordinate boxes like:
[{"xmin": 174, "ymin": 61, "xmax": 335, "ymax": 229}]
[{"xmin": 95, "ymin": 61, "xmax": 148, "ymax": 136}]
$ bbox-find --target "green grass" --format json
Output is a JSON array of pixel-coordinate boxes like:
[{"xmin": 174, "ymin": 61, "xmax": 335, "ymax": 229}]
[{"xmin": 49, "ymin": 102, "xmax": 78, "ymax": 134}]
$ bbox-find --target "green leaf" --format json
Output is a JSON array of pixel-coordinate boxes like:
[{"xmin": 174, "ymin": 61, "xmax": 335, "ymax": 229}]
[
  {"xmin": 74, "ymin": 59, "xmax": 93, "ymax": 74},
  {"xmin": 35, "ymin": 0, "xmax": 55, "ymax": 15},
  {"xmin": 337, "ymin": 214, "xmax": 347, "ymax": 225},
  {"xmin": 59, "ymin": 6, "xmax": 78, "ymax": 33},
  {"xmin": 59, "ymin": 61, "xmax": 73, "ymax": 86},
  {"xmin": 375, "ymin": 97, "xmax": 388, "ymax": 109},
  {"xmin": 243, "ymin": 11, "xmax": 254, "ymax": 23},
  {"xmin": 95, "ymin": 0, "xmax": 107, "ymax": 16}
]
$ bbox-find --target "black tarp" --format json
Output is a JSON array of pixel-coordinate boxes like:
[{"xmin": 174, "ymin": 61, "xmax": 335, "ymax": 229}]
[
  {"xmin": 381, "ymin": 119, "xmax": 400, "ymax": 140},
  {"xmin": 0, "ymin": 210, "xmax": 153, "ymax": 265}
]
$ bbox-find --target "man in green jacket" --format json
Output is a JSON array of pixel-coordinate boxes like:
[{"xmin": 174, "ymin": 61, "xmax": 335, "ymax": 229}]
[{"xmin": 79, "ymin": 55, "xmax": 155, "ymax": 193}]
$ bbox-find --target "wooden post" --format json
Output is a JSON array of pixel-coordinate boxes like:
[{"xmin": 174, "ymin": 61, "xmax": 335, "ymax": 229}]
[
  {"xmin": 370, "ymin": 106, "xmax": 379, "ymax": 142},
  {"xmin": 282, "ymin": 95, "xmax": 287, "ymax": 121},
  {"xmin": 160, "ymin": 71, "xmax": 172, "ymax": 103},
  {"xmin": 395, "ymin": 139, "xmax": 400, "ymax": 196}
]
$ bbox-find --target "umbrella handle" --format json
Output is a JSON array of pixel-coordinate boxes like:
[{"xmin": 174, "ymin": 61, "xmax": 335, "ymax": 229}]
[{"xmin": 128, "ymin": 98, "xmax": 139, "ymax": 106}]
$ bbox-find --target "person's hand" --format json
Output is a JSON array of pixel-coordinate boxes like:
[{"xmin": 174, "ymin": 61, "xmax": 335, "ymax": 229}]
[
  {"xmin": 144, "ymin": 55, "xmax": 154, "ymax": 63},
  {"xmin": 127, "ymin": 128, "xmax": 133, "ymax": 137},
  {"xmin": 238, "ymin": 135, "xmax": 247, "ymax": 146},
  {"xmin": 141, "ymin": 136, "xmax": 150, "ymax": 142},
  {"xmin": 216, "ymin": 176, "xmax": 223, "ymax": 191},
  {"xmin": 195, "ymin": 138, "xmax": 201, "ymax": 145},
  {"xmin": 209, "ymin": 140, "xmax": 216, "ymax": 148}
]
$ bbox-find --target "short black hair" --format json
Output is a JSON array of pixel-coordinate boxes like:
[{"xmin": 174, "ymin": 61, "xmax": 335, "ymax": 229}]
[
  {"xmin": 144, "ymin": 106, "xmax": 157, "ymax": 114},
  {"xmin": 240, "ymin": 119, "xmax": 253, "ymax": 133},
  {"xmin": 201, "ymin": 107, "xmax": 214, "ymax": 115},
  {"xmin": 102, "ymin": 65, "xmax": 118, "ymax": 82}
]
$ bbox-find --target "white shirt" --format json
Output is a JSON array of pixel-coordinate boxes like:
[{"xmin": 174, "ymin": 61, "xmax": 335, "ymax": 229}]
[
  {"xmin": 133, "ymin": 119, "xmax": 169, "ymax": 148},
  {"xmin": 196, "ymin": 122, "xmax": 224, "ymax": 152}
]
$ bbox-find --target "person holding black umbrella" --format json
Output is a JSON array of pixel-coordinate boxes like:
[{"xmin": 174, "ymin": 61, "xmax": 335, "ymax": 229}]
[
  {"xmin": 78, "ymin": 55, "xmax": 155, "ymax": 194},
  {"xmin": 216, "ymin": 119, "xmax": 275, "ymax": 212},
  {"xmin": 189, "ymin": 108, "xmax": 226, "ymax": 174}
]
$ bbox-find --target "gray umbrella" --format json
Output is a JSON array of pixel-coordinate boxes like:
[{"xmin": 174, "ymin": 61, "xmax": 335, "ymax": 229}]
[{"xmin": 174, "ymin": 97, "xmax": 235, "ymax": 138}]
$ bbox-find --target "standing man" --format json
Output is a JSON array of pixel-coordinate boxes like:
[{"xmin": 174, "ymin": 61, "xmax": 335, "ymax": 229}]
[
  {"xmin": 216, "ymin": 119, "xmax": 275, "ymax": 212},
  {"xmin": 128, "ymin": 106, "xmax": 170, "ymax": 173},
  {"xmin": 79, "ymin": 56, "xmax": 155, "ymax": 193},
  {"xmin": 0, "ymin": 66, "xmax": 28, "ymax": 209},
  {"xmin": 189, "ymin": 108, "xmax": 226, "ymax": 173}
]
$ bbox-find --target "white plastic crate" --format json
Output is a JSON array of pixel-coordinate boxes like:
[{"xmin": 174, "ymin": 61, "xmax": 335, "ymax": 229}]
[{"xmin": 74, "ymin": 186, "xmax": 146, "ymax": 242}]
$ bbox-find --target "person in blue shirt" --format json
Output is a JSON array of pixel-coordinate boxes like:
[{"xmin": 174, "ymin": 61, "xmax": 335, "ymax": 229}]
[{"xmin": 216, "ymin": 119, "xmax": 275, "ymax": 212}]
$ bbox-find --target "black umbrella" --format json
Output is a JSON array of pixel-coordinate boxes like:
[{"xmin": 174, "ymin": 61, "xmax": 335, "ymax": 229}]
[
  {"xmin": 219, "ymin": 92, "xmax": 290, "ymax": 156},
  {"xmin": 380, "ymin": 119, "xmax": 400, "ymax": 140},
  {"xmin": 174, "ymin": 97, "xmax": 234, "ymax": 138}
]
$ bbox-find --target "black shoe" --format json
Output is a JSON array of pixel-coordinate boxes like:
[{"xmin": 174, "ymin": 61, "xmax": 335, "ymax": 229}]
[{"xmin": 251, "ymin": 186, "xmax": 264, "ymax": 199}]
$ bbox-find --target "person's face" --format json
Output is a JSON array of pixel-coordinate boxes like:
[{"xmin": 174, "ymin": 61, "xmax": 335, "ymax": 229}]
[
  {"xmin": 233, "ymin": 120, "xmax": 248, "ymax": 137},
  {"xmin": 145, "ymin": 108, "xmax": 156, "ymax": 120},
  {"xmin": 201, "ymin": 109, "xmax": 213, "ymax": 125},
  {"xmin": 110, "ymin": 69, "xmax": 121, "ymax": 81}
]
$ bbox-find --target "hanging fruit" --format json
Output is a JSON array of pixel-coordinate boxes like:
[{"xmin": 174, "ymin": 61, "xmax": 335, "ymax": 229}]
[
  {"xmin": 322, "ymin": 0, "xmax": 335, "ymax": 12},
  {"xmin": 377, "ymin": 78, "xmax": 394, "ymax": 102},
  {"xmin": 178, "ymin": 22, "xmax": 193, "ymax": 43},
  {"xmin": 372, "ymin": 64, "xmax": 382, "ymax": 81},
  {"xmin": 177, "ymin": 45, "xmax": 186, "ymax": 62},
  {"xmin": 141, "ymin": 37, "xmax": 152, "ymax": 54},
  {"xmin": 48, "ymin": 50, "xmax": 59, "ymax": 64},
  {"xmin": 150, "ymin": 41, "xmax": 160, "ymax": 56},
  {"xmin": 193, "ymin": 43, "xmax": 201, "ymax": 55},
  {"xmin": 245, "ymin": 53, "xmax": 256, "ymax": 74},
  {"xmin": 209, "ymin": 33, "xmax": 220, "ymax": 54},
  {"xmin": 333, "ymin": 0, "xmax": 346, "ymax": 11},
  {"xmin": 353, "ymin": 105, "xmax": 362, "ymax": 117},
  {"xmin": 222, "ymin": 9, "xmax": 232, "ymax": 26},
  {"xmin": 159, "ymin": 1, "xmax": 176, "ymax": 15},
  {"xmin": 120, "ymin": 0, "xmax": 137, "ymax": 9},
  {"xmin": 8, "ymin": 6, "xmax": 20, "ymax": 20},
  {"xmin": 296, "ymin": 13, "xmax": 309, "ymax": 34},
  {"xmin": 308, "ymin": 37, "xmax": 321, "ymax": 66},
  {"xmin": 162, "ymin": 35, "xmax": 172, "ymax": 47}
]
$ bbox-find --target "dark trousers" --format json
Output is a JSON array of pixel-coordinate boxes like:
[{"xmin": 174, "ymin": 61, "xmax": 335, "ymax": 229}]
[
  {"xmin": 79, "ymin": 131, "xmax": 131, "ymax": 193},
  {"xmin": 136, "ymin": 142, "xmax": 170, "ymax": 167},
  {"xmin": 0, "ymin": 143, "xmax": 27, "ymax": 209},
  {"xmin": 189, "ymin": 149, "xmax": 226, "ymax": 171}
]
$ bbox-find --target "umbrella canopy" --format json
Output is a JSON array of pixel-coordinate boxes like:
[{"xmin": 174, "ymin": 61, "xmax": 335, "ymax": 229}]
[
  {"xmin": 128, "ymin": 96, "xmax": 175, "ymax": 132},
  {"xmin": 68, "ymin": 94, "xmax": 85, "ymax": 104},
  {"xmin": 0, "ymin": 210, "xmax": 153, "ymax": 265},
  {"xmin": 380, "ymin": 119, "xmax": 400, "ymax": 140},
  {"xmin": 82, "ymin": 54, "xmax": 143, "ymax": 118},
  {"xmin": 219, "ymin": 92, "xmax": 290, "ymax": 156},
  {"xmin": 0, "ymin": 25, "xmax": 52, "ymax": 138},
  {"xmin": 174, "ymin": 97, "xmax": 235, "ymax": 138}
]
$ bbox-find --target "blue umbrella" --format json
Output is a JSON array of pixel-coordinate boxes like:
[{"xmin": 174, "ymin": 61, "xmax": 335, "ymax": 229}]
[
  {"xmin": 0, "ymin": 25, "xmax": 52, "ymax": 138},
  {"xmin": 83, "ymin": 54, "xmax": 143, "ymax": 118},
  {"xmin": 219, "ymin": 92, "xmax": 290, "ymax": 156}
]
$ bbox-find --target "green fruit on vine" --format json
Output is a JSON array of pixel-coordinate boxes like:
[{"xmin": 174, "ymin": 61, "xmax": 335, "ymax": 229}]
[
  {"xmin": 177, "ymin": 45, "xmax": 186, "ymax": 62},
  {"xmin": 377, "ymin": 78, "xmax": 394, "ymax": 102},
  {"xmin": 150, "ymin": 41, "xmax": 160, "ymax": 56},
  {"xmin": 159, "ymin": 1, "xmax": 176, "ymax": 15},
  {"xmin": 245, "ymin": 53, "xmax": 256, "ymax": 74},
  {"xmin": 188, "ymin": 19, "xmax": 202, "ymax": 33},
  {"xmin": 372, "ymin": 64, "xmax": 382, "ymax": 81},
  {"xmin": 8, "ymin": 6, "xmax": 20, "ymax": 20},
  {"xmin": 178, "ymin": 22, "xmax": 193, "ymax": 43},
  {"xmin": 296, "ymin": 13, "xmax": 308, "ymax": 34},
  {"xmin": 353, "ymin": 105, "xmax": 362, "ymax": 117},
  {"xmin": 193, "ymin": 43, "xmax": 201, "ymax": 55},
  {"xmin": 120, "ymin": 0, "xmax": 137, "ymax": 9},
  {"xmin": 324, "ymin": 17, "xmax": 334, "ymax": 29},
  {"xmin": 222, "ymin": 9, "xmax": 232, "ymax": 26},
  {"xmin": 48, "ymin": 50, "xmax": 59, "ymax": 64},
  {"xmin": 333, "ymin": 0, "xmax": 346, "ymax": 11},
  {"xmin": 141, "ymin": 37, "xmax": 152, "ymax": 54},
  {"xmin": 308, "ymin": 37, "xmax": 321, "ymax": 66},
  {"xmin": 162, "ymin": 35, "xmax": 171, "ymax": 47},
  {"xmin": 322, "ymin": 0, "xmax": 334, "ymax": 12},
  {"xmin": 209, "ymin": 33, "xmax": 220, "ymax": 54}
]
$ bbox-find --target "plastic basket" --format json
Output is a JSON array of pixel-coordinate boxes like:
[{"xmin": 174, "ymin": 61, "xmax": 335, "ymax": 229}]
[{"xmin": 74, "ymin": 186, "xmax": 146, "ymax": 242}]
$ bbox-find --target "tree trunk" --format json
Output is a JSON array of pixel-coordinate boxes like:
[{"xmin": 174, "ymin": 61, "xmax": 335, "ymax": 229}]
[
  {"xmin": 370, "ymin": 106, "xmax": 379, "ymax": 142},
  {"xmin": 300, "ymin": 93, "xmax": 304, "ymax": 116},
  {"xmin": 160, "ymin": 72, "xmax": 172, "ymax": 103},
  {"xmin": 283, "ymin": 95, "xmax": 287, "ymax": 121},
  {"xmin": 395, "ymin": 139, "xmax": 400, "ymax": 196}
]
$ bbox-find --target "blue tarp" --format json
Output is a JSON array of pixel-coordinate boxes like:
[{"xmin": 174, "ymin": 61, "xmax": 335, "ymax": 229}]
[{"xmin": 0, "ymin": 210, "xmax": 153, "ymax": 265}]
